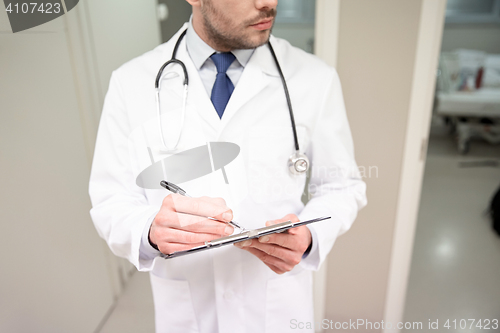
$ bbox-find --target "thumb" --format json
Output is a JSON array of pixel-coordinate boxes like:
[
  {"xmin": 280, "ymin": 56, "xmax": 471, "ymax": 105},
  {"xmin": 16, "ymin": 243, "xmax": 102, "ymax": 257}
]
[{"xmin": 265, "ymin": 217, "xmax": 289, "ymax": 227}]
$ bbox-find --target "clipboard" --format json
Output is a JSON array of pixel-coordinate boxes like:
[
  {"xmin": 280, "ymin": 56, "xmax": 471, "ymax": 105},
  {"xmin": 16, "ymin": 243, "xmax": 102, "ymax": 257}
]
[{"xmin": 159, "ymin": 216, "xmax": 331, "ymax": 259}]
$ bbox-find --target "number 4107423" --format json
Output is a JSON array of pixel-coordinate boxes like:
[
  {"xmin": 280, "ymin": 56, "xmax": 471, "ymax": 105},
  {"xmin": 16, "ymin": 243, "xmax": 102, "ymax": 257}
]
[
  {"xmin": 444, "ymin": 319, "xmax": 498, "ymax": 330},
  {"xmin": 5, "ymin": 3, "xmax": 62, "ymax": 14}
]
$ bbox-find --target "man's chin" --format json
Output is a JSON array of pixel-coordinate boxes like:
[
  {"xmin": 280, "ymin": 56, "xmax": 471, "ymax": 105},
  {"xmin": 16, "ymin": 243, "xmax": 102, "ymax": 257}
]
[
  {"xmin": 247, "ymin": 30, "xmax": 271, "ymax": 48},
  {"xmin": 211, "ymin": 29, "xmax": 270, "ymax": 50}
]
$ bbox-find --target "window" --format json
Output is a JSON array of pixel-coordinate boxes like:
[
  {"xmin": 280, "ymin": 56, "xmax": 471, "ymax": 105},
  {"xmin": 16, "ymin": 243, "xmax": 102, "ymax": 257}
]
[
  {"xmin": 446, "ymin": 0, "xmax": 500, "ymax": 24},
  {"xmin": 275, "ymin": 0, "xmax": 315, "ymax": 24}
]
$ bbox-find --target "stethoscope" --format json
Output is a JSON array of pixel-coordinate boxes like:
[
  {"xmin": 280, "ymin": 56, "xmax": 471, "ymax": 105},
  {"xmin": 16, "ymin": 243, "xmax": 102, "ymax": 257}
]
[{"xmin": 155, "ymin": 29, "xmax": 309, "ymax": 176}]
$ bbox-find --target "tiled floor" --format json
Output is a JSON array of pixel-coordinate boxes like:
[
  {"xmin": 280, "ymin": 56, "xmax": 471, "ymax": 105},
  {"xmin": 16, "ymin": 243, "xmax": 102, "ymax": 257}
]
[
  {"xmin": 98, "ymin": 128, "xmax": 500, "ymax": 333},
  {"xmin": 403, "ymin": 128, "xmax": 500, "ymax": 332}
]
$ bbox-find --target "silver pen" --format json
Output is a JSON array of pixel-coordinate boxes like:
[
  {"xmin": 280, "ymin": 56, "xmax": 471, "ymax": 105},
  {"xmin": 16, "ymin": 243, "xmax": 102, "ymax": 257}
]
[{"xmin": 160, "ymin": 180, "xmax": 245, "ymax": 231}]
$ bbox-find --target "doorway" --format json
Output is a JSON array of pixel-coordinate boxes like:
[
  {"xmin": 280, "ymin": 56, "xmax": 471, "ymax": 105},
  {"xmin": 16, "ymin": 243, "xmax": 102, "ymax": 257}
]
[{"xmin": 403, "ymin": 0, "xmax": 500, "ymax": 330}]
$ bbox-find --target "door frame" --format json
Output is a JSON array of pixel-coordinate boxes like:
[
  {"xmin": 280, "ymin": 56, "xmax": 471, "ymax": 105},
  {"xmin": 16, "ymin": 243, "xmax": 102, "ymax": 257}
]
[
  {"xmin": 382, "ymin": 0, "xmax": 446, "ymax": 329},
  {"xmin": 313, "ymin": 1, "xmax": 341, "ymax": 330},
  {"xmin": 313, "ymin": 0, "xmax": 447, "ymax": 330}
]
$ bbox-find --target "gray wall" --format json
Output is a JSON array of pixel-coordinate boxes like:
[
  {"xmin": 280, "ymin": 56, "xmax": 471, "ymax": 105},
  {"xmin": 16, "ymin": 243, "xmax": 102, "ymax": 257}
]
[
  {"xmin": 158, "ymin": 0, "xmax": 192, "ymax": 43},
  {"xmin": 0, "ymin": 1, "xmax": 161, "ymax": 331},
  {"xmin": 0, "ymin": 15, "xmax": 114, "ymax": 333}
]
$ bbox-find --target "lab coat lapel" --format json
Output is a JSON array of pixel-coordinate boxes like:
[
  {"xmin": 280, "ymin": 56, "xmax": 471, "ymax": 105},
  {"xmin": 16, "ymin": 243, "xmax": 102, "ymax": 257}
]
[{"xmin": 219, "ymin": 44, "xmax": 277, "ymax": 130}]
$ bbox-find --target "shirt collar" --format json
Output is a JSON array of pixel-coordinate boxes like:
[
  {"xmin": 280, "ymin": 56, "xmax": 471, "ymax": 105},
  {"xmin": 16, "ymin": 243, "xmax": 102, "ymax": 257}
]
[{"xmin": 186, "ymin": 17, "xmax": 254, "ymax": 70}]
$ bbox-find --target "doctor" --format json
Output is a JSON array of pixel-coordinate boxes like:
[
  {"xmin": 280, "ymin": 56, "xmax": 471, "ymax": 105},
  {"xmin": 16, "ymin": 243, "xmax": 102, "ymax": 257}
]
[{"xmin": 89, "ymin": 0, "xmax": 366, "ymax": 332}]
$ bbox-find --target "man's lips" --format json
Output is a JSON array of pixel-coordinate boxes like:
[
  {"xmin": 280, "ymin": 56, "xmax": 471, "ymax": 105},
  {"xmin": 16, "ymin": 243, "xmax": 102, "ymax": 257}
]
[{"xmin": 250, "ymin": 18, "xmax": 274, "ymax": 31}]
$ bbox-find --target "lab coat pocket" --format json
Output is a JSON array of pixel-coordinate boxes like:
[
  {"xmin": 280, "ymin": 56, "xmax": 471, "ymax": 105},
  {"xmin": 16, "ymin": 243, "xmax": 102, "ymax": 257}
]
[
  {"xmin": 247, "ymin": 126, "xmax": 309, "ymax": 204},
  {"xmin": 149, "ymin": 273, "xmax": 199, "ymax": 333},
  {"xmin": 265, "ymin": 269, "xmax": 314, "ymax": 333}
]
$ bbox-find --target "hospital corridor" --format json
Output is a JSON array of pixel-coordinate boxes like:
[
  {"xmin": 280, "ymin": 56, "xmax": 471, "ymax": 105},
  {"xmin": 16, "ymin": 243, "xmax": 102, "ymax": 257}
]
[
  {"xmin": 403, "ymin": 124, "xmax": 500, "ymax": 331},
  {"xmin": 1, "ymin": 0, "xmax": 499, "ymax": 332}
]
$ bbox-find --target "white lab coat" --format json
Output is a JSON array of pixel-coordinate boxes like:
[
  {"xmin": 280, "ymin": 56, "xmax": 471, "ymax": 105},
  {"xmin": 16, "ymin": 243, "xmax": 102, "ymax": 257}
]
[{"xmin": 89, "ymin": 24, "xmax": 366, "ymax": 333}]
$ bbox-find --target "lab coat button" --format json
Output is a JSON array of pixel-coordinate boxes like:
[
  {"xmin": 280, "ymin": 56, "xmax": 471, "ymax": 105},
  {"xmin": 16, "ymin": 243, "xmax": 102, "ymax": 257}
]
[{"xmin": 223, "ymin": 290, "xmax": 234, "ymax": 301}]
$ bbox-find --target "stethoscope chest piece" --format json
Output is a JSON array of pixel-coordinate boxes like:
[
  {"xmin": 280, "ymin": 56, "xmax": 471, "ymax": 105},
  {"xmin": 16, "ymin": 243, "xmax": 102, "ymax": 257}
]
[{"xmin": 288, "ymin": 152, "xmax": 310, "ymax": 175}]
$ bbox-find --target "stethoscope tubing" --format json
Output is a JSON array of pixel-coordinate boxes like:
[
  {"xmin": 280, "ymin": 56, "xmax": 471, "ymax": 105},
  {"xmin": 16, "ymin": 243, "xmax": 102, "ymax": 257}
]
[
  {"xmin": 154, "ymin": 29, "xmax": 308, "ymax": 174},
  {"xmin": 155, "ymin": 29, "xmax": 188, "ymax": 89},
  {"xmin": 266, "ymin": 41, "xmax": 300, "ymax": 152}
]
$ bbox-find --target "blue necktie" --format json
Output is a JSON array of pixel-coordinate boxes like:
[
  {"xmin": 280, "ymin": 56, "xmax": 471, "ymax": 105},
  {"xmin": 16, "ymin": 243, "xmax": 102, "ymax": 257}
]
[{"xmin": 210, "ymin": 52, "xmax": 236, "ymax": 118}]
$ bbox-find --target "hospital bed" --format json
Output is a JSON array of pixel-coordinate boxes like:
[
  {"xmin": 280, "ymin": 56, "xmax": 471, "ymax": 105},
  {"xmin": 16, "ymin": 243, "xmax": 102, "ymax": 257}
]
[{"xmin": 435, "ymin": 50, "xmax": 500, "ymax": 154}]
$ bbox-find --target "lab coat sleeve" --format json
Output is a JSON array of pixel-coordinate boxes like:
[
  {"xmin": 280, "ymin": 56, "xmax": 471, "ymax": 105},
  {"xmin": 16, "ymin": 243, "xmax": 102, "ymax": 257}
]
[
  {"xmin": 89, "ymin": 71, "xmax": 159, "ymax": 272},
  {"xmin": 298, "ymin": 68, "xmax": 367, "ymax": 271}
]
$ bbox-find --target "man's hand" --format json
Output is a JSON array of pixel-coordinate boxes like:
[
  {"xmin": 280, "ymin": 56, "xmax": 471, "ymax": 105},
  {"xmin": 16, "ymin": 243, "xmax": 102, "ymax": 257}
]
[
  {"xmin": 149, "ymin": 194, "xmax": 234, "ymax": 255},
  {"xmin": 234, "ymin": 214, "xmax": 311, "ymax": 274}
]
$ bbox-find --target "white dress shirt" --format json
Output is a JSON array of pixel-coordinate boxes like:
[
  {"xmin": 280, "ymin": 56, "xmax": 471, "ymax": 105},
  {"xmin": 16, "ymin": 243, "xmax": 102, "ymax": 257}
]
[{"xmin": 185, "ymin": 18, "xmax": 254, "ymax": 97}]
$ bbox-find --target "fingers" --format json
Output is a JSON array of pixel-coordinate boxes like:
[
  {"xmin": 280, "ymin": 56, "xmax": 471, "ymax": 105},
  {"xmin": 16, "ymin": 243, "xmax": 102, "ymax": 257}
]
[
  {"xmin": 163, "ymin": 194, "xmax": 233, "ymax": 222},
  {"xmin": 154, "ymin": 227, "xmax": 225, "ymax": 244},
  {"xmin": 155, "ymin": 194, "xmax": 234, "ymax": 232},
  {"xmin": 285, "ymin": 213, "xmax": 300, "ymax": 222},
  {"xmin": 240, "ymin": 246, "xmax": 293, "ymax": 274},
  {"xmin": 265, "ymin": 213, "xmax": 300, "ymax": 227},
  {"xmin": 232, "ymin": 214, "xmax": 306, "ymax": 274},
  {"xmin": 258, "ymin": 225, "xmax": 309, "ymax": 250},
  {"xmin": 152, "ymin": 195, "xmax": 235, "ymax": 254},
  {"xmin": 265, "ymin": 219, "xmax": 284, "ymax": 227},
  {"xmin": 257, "ymin": 233, "xmax": 293, "ymax": 250},
  {"xmin": 198, "ymin": 196, "xmax": 234, "ymax": 222},
  {"xmin": 157, "ymin": 241, "xmax": 206, "ymax": 255},
  {"xmin": 198, "ymin": 195, "xmax": 226, "ymax": 207},
  {"xmin": 178, "ymin": 218, "xmax": 234, "ymax": 235},
  {"xmin": 155, "ymin": 210, "xmax": 232, "ymax": 232},
  {"xmin": 152, "ymin": 226, "xmax": 228, "ymax": 254},
  {"xmin": 237, "ymin": 239, "xmax": 300, "ymax": 266}
]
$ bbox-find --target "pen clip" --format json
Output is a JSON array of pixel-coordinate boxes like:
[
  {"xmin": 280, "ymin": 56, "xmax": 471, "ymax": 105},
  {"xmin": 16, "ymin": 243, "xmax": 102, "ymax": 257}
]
[{"xmin": 160, "ymin": 180, "xmax": 187, "ymax": 196}]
